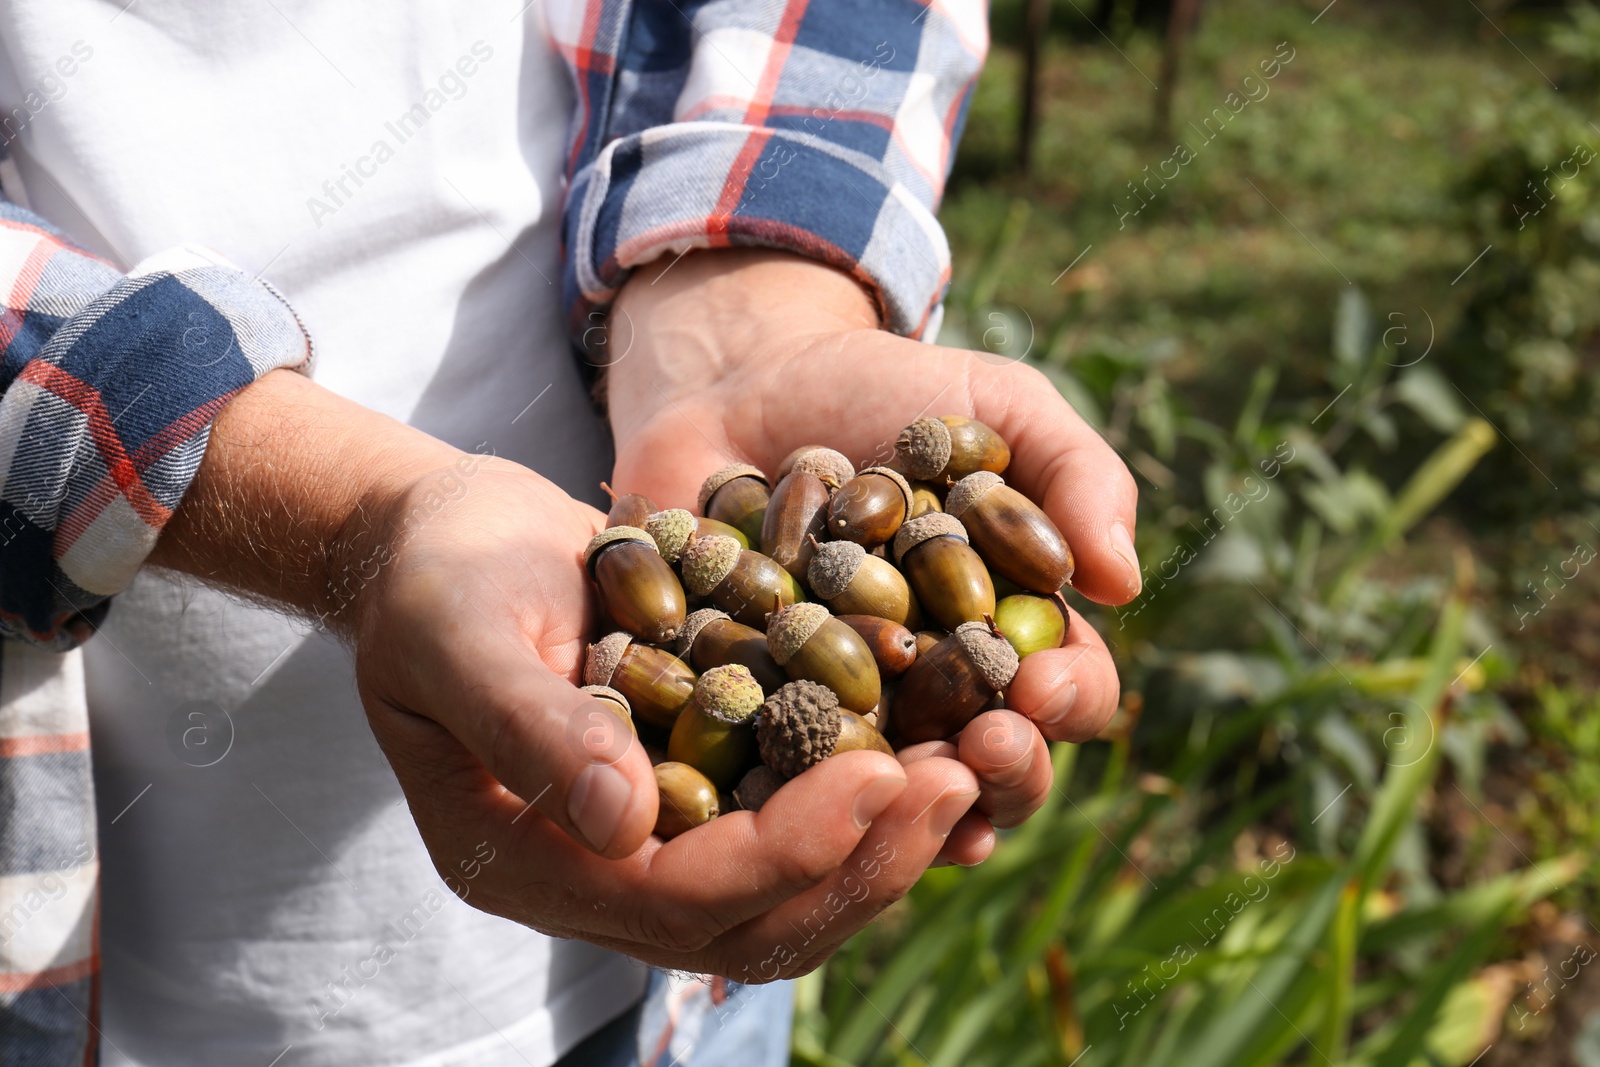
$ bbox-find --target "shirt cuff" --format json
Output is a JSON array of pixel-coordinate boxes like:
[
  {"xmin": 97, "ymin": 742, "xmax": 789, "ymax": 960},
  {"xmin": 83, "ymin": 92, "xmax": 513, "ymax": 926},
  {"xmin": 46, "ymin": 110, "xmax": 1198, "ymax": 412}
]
[
  {"xmin": 0, "ymin": 244, "xmax": 312, "ymax": 648},
  {"xmin": 563, "ymin": 122, "xmax": 951, "ymax": 342}
]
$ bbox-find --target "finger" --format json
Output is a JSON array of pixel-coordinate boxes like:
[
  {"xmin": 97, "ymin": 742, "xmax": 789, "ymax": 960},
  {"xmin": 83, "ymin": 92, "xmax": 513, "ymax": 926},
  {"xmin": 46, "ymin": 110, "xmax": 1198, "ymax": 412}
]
[
  {"xmin": 1006, "ymin": 611, "xmax": 1121, "ymax": 742},
  {"xmin": 935, "ymin": 812, "xmax": 997, "ymax": 867},
  {"xmin": 971, "ymin": 360, "xmax": 1142, "ymax": 605},
  {"xmin": 958, "ymin": 711, "xmax": 1053, "ymax": 829}
]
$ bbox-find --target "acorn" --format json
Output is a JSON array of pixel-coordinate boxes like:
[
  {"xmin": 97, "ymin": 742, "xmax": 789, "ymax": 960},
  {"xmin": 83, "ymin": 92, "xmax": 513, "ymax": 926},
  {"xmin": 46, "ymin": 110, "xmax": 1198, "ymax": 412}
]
[
  {"xmin": 585, "ymin": 632, "xmax": 697, "ymax": 730},
  {"xmin": 696, "ymin": 516, "xmax": 749, "ymax": 548},
  {"xmin": 654, "ymin": 762, "xmax": 720, "ymax": 838},
  {"xmin": 642, "ymin": 509, "xmax": 699, "ymax": 565},
  {"xmin": 914, "ymin": 630, "xmax": 945, "ymax": 657},
  {"xmin": 767, "ymin": 602, "xmax": 881, "ymax": 714},
  {"xmin": 945, "ymin": 472, "xmax": 1073, "ymax": 593},
  {"xmin": 698, "ymin": 464, "xmax": 771, "ymax": 547},
  {"xmin": 681, "ymin": 535, "xmax": 798, "ymax": 629},
  {"xmin": 601, "ymin": 483, "xmax": 655, "ymax": 529},
  {"xmin": 675, "ymin": 608, "xmax": 787, "ymax": 694},
  {"xmin": 733, "ymin": 765, "xmax": 784, "ymax": 812},
  {"xmin": 993, "ymin": 593, "xmax": 1071, "ymax": 657},
  {"xmin": 578, "ymin": 684, "xmax": 636, "ymax": 736},
  {"xmin": 895, "ymin": 416, "xmax": 1010, "ymax": 482},
  {"xmin": 828, "ymin": 466, "xmax": 914, "ymax": 548},
  {"xmin": 756, "ymin": 680, "xmax": 893, "ymax": 778},
  {"xmin": 761, "ymin": 469, "xmax": 833, "ymax": 581},
  {"xmin": 909, "ymin": 481, "xmax": 944, "ymax": 519},
  {"xmin": 835, "ymin": 615, "xmax": 918, "ymax": 678},
  {"xmin": 774, "ymin": 445, "xmax": 855, "ymax": 485},
  {"xmin": 807, "ymin": 538, "xmax": 922, "ymax": 629},
  {"xmin": 667, "ymin": 664, "xmax": 763, "ymax": 789},
  {"xmin": 891, "ymin": 619, "xmax": 1020, "ymax": 744},
  {"xmin": 584, "ymin": 527, "xmax": 687, "ymax": 644},
  {"xmin": 892, "ymin": 514, "xmax": 995, "ymax": 631}
]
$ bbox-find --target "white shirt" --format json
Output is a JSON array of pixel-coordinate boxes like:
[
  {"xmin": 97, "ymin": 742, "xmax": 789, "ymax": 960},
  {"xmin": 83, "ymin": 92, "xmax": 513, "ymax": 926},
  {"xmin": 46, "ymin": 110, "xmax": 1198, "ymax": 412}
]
[{"xmin": 0, "ymin": 2, "xmax": 643, "ymax": 1064}]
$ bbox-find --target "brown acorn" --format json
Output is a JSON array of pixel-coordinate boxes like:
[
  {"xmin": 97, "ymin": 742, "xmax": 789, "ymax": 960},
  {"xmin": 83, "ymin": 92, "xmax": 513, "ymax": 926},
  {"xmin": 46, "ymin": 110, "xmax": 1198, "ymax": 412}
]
[
  {"xmin": 914, "ymin": 630, "xmax": 945, "ymax": 657},
  {"xmin": 733, "ymin": 765, "xmax": 784, "ymax": 812},
  {"xmin": 667, "ymin": 664, "xmax": 763, "ymax": 789},
  {"xmin": 807, "ymin": 538, "xmax": 922, "ymax": 629},
  {"xmin": 993, "ymin": 593, "xmax": 1071, "ymax": 657},
  {"xmin": 780, "ymin": 446, "xmax": 855, "ymax": 488},
  {"xmin": 675, "ymin": 608, "xmax": 788, "ymax": 694},
  {"xmin": 698, "ymin": 464, "xmax": 771, "ymax": 546},
  {"xmin": 828, "ymin": 466, "xmax": 914, "ymax": 548},
  {"xmin": 892, "ymin": 514, "xmax": 996, "ymax": 631},
  {"xmin": 891, "ymin": 619, "xmax": 1020, "ymax": 744},
  {"xmin": 601, "ymin": 483, "xmax": 655, "ymax": 529},
  {"xmin": 578, "ymin": 684, "xmax": 637, "ymax": 736},
  {"xmin": 642, "ymin": 509, "xmax": 699, "ymax": 566},
  {"xmin": 680, "ymin": 535, "xmax": 797, "ymax": 630},
  {"xmin": 584, "ymin": 527, "xmax": 687, "ymax": 644},
  {"xmin": 834, "ymin": 615, "xmax": 918, "ymax": 678},
  {"xmin": 585, "ymin": 632, "xmax": 697, "ymax": 730},
  {"xmin": 654, "ymin": 762, "xmax": 719, "ymax": 838},
  {"xmin": 766, "ymin": 602, "xmax": 881, "ymax": 714},
  {"xmin": 895, "ymin": 416, "xmax": 1010, "ymax": 482},
  {"xmin": 909, "ymin": 481, "xmax": 944, "ymax": 518},
  {"xmin": 761, "ymin": 471, "xmax": 832, "ymax": 580},
  {"xmin": 945, "ymin": 472, "xmax": 1074, "ymax": 593},
  {"xmin": 756, "ymin": 680, "xmax": 892, "ymax": 778}
]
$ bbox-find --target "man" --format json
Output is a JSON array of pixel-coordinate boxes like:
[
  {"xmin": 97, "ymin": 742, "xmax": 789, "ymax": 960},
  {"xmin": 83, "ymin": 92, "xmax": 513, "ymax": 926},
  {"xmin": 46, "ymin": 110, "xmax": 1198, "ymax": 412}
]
[{"xmin": 0, "ymin": 0, "xmax": 1138, "ymax": 1063}]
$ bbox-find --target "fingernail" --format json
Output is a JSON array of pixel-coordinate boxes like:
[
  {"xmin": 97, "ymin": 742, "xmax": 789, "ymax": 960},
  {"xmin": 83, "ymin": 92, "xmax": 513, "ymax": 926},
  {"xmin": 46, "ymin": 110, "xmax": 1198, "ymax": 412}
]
[
  {"xmin": 922, "ymin": 789, "xmax": 980, "ymax": 840},
  {"xmin": 1110, "ymin": 522, "xmax": 1141, "ymax": 595},
  {"xmin": 568, "ymin": 763, "xmax": 633, "ymax": 853},
  {"xmin": 851, "ymin": 775, "xmax": 906, "ymax": 830}
]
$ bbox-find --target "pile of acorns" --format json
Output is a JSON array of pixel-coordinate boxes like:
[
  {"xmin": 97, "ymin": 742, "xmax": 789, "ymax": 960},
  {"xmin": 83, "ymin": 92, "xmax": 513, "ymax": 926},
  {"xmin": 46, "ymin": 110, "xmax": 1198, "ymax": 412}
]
[{"xmin": 580, "ymin": 415, "xmax": 1075, "ymax": 839}]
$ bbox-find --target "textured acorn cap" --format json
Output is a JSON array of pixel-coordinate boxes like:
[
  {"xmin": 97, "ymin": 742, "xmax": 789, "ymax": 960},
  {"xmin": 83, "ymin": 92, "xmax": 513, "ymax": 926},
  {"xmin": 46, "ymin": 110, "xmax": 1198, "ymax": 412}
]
[
  {"xmin": 862, "ymin": 466, "xmax": 915, "ymax": 515},
  {"xmin": 953, "ymin": 620, "xmax": 1021, "ymax": 691},
  {"xmin": 895, "ymin": 417, "xmax": 953, "ymax": 480},
  {"xmin": 694, "ymin": 663, "xmax": 765, "ymax": 723},
  {"xmin": 766, "ymin": 601, "xmax": 832, "ymax": 666},
  {"xmin": 583, "ymin": 526, "xmax": 656, "ymax": 572},
  {"xmin": 892, "ymin": 512, "xmax": 970, "ymax": 565},
  {"xmin": 733, "ymin": 765, "xmax": 785, "ymax": 811},
  {"xmin": 787, "ymin": 447, "xmax": 855, "ymax": 488},
  {"xmin": 584, "ymin": 631, "xmax": 635, "ymax": 687},
  {"xmin": 943, "ymin": 470, "xmax": 1005, "ymax": 520},
  {"xmin": 643, "ymin": 508, "xmax": 699, "ymax": 564},
  {"xmin": 807, "ymin": 540, "xmax": 867, "ymax": 601},
  {"xmin": 674, "ymin": 608, "xmax": 731, "ymax": 657},
  {"xmin": 680, "ymin": 534, "xmax": 743, "ymax": 596},
  {"xmin": 697, "ymin": 463, "xmax": 769, "ymax": 513},
  {"xmin": 757, "ymin": 680, "xmax": 842, "ymax": 778},
  {"xmin": 579, "ymin": 684, "xmax": 632, "ymax": 717}
]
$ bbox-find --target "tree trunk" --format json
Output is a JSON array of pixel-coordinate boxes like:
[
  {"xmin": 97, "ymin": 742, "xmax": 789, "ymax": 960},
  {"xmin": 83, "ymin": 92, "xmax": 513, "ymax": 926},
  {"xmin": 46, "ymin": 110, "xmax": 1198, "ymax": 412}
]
[
  {"xmin": 1152, "ymin": 0, "xmax": 1199, "ymax": 140},
  {"xmin": 1017, "ymin": 0, "xmax": 1051, "ymax": 172}
]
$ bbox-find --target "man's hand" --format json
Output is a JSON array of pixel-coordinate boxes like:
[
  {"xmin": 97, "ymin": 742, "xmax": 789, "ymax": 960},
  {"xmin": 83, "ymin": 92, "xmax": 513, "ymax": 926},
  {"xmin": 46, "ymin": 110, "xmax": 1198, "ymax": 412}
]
[{"xmin": 608, "ymin": 250, "xmax": 1142, "ymax": 861}]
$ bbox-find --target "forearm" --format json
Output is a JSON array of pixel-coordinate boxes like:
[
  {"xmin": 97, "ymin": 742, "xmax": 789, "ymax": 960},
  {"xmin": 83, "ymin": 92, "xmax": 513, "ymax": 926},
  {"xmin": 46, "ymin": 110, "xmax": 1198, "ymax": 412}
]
[{"xmin": 146, "ymin": 369, "xmax": 464, "ymax": 630}]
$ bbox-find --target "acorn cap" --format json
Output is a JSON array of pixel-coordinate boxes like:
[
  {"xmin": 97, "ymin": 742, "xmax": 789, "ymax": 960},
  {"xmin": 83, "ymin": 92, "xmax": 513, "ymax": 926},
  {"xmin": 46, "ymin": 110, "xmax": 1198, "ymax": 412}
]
[
  {"xmin": 583, "ymin": 526, "xmax": 656, "ymax": 573},
  {"xmin": 584, "ymin": 631, "xmax": 635, "ymax": 687},
  {"xmin": 757, "ymin": 680, "xmax": 842, "ymax": 778},
  {"xmin": 674, "ymin": 608, "xmax": 731, "ymax": 657},
  {"xmin": 579, "ymin": 684, "xmax": 632, "ymax": 717},
  {"xmin": 681, "ymin": 534, "xmax": 743, "ymax": 596},
  {"xmin": 766, "ymin": 601, "xmax": 832, "ymax": 666},
  {"xmin": 944, "ymin": 471, "xmax": 1004, "ymax": 520},
  {"xmin": 733, "ymin": 765, "xmax": 785, "ymax": 811},
  {"xmin": 807, "ymin": 540, "xmax": 867, "ymax": 601},
  {"xmin": 697, "ymin": 463, "xmax": 769, "ymax": 513},
  {"xmin": 892, "ymin": 512, "xmax": 969, "ymax": 565},
  {"xmin": 693, "ymin": 664, "xmax": 765, "ymax": 723},
  {"xmin": 643, "ymin": 508, "xmax": 699, "ymax": 564},
  {"xmin": 896, "ymin": 417, "xmax": 953, "ymax": 480},
  {"xmin": 953, "ymin": 620, "xmax": 1021, "ymax": 691},
  {"xmin": 862, "ymin": 466, "xmax": 915, "ymax": 515},
  {"xmin": 787, "ymin": 447, "xmax": 855, "ymax": 488}
]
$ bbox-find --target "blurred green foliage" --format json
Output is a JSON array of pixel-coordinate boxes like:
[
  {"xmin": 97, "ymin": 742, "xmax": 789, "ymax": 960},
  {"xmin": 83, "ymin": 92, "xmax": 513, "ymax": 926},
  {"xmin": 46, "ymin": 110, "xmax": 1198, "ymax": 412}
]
[{"xmin": 797, "ymin": 2, "xmax": 1600, "ymax": 1064}]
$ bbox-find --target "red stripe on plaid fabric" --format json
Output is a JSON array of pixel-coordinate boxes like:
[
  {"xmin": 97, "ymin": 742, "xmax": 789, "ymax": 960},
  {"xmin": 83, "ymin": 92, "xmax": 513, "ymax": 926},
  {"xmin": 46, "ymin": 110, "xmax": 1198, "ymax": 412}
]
[
  {"xmin": 742, "ymin": 0, "xmax": 812, "ymax": 127},
  {"xmin": 561, "ymin": 0, "xmax": 613, "ymax": 181},
  {"xmin": 708, "ymin": 130, "xmax": 774, "ymax": 238},
  {"xmin": 0, "ymin": 955, "xmax": 95, "ymax": 993},
  {"xmin": 0, "ymin": 218, "xmax": 115, "ymax": 269},
  {"xmin": 0, "ymin": 732, "xmax": 88, "ymax": 756},
  {"xmin": 0, "ymin": 241, "xmax": 57, "ymax": 354}
]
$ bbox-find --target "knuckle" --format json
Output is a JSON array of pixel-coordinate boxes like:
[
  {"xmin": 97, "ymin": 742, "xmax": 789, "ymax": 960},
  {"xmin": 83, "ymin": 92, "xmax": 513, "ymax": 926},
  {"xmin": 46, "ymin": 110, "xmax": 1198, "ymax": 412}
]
[{"xmin": 630, "ymin": 902, "xmax": 718, "ymax": 954}]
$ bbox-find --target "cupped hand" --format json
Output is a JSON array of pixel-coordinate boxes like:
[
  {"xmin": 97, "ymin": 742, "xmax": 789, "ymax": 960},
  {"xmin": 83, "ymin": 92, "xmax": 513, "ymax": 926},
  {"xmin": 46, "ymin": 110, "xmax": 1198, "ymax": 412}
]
[
  {"xmin": 346, "ymin": 456, "xmax": 982, "ymax": 979},
  {"xmin": 605, "ymin": 250, "xmax": 1142, "ymax": 853}
]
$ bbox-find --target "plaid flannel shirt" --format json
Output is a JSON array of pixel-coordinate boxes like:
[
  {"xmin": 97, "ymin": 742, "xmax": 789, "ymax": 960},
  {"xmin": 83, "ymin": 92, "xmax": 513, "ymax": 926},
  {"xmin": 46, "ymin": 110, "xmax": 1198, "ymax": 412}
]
[{"xmin": 0, "ymin": 0, "xmax": 984, "ymax": 1061}]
